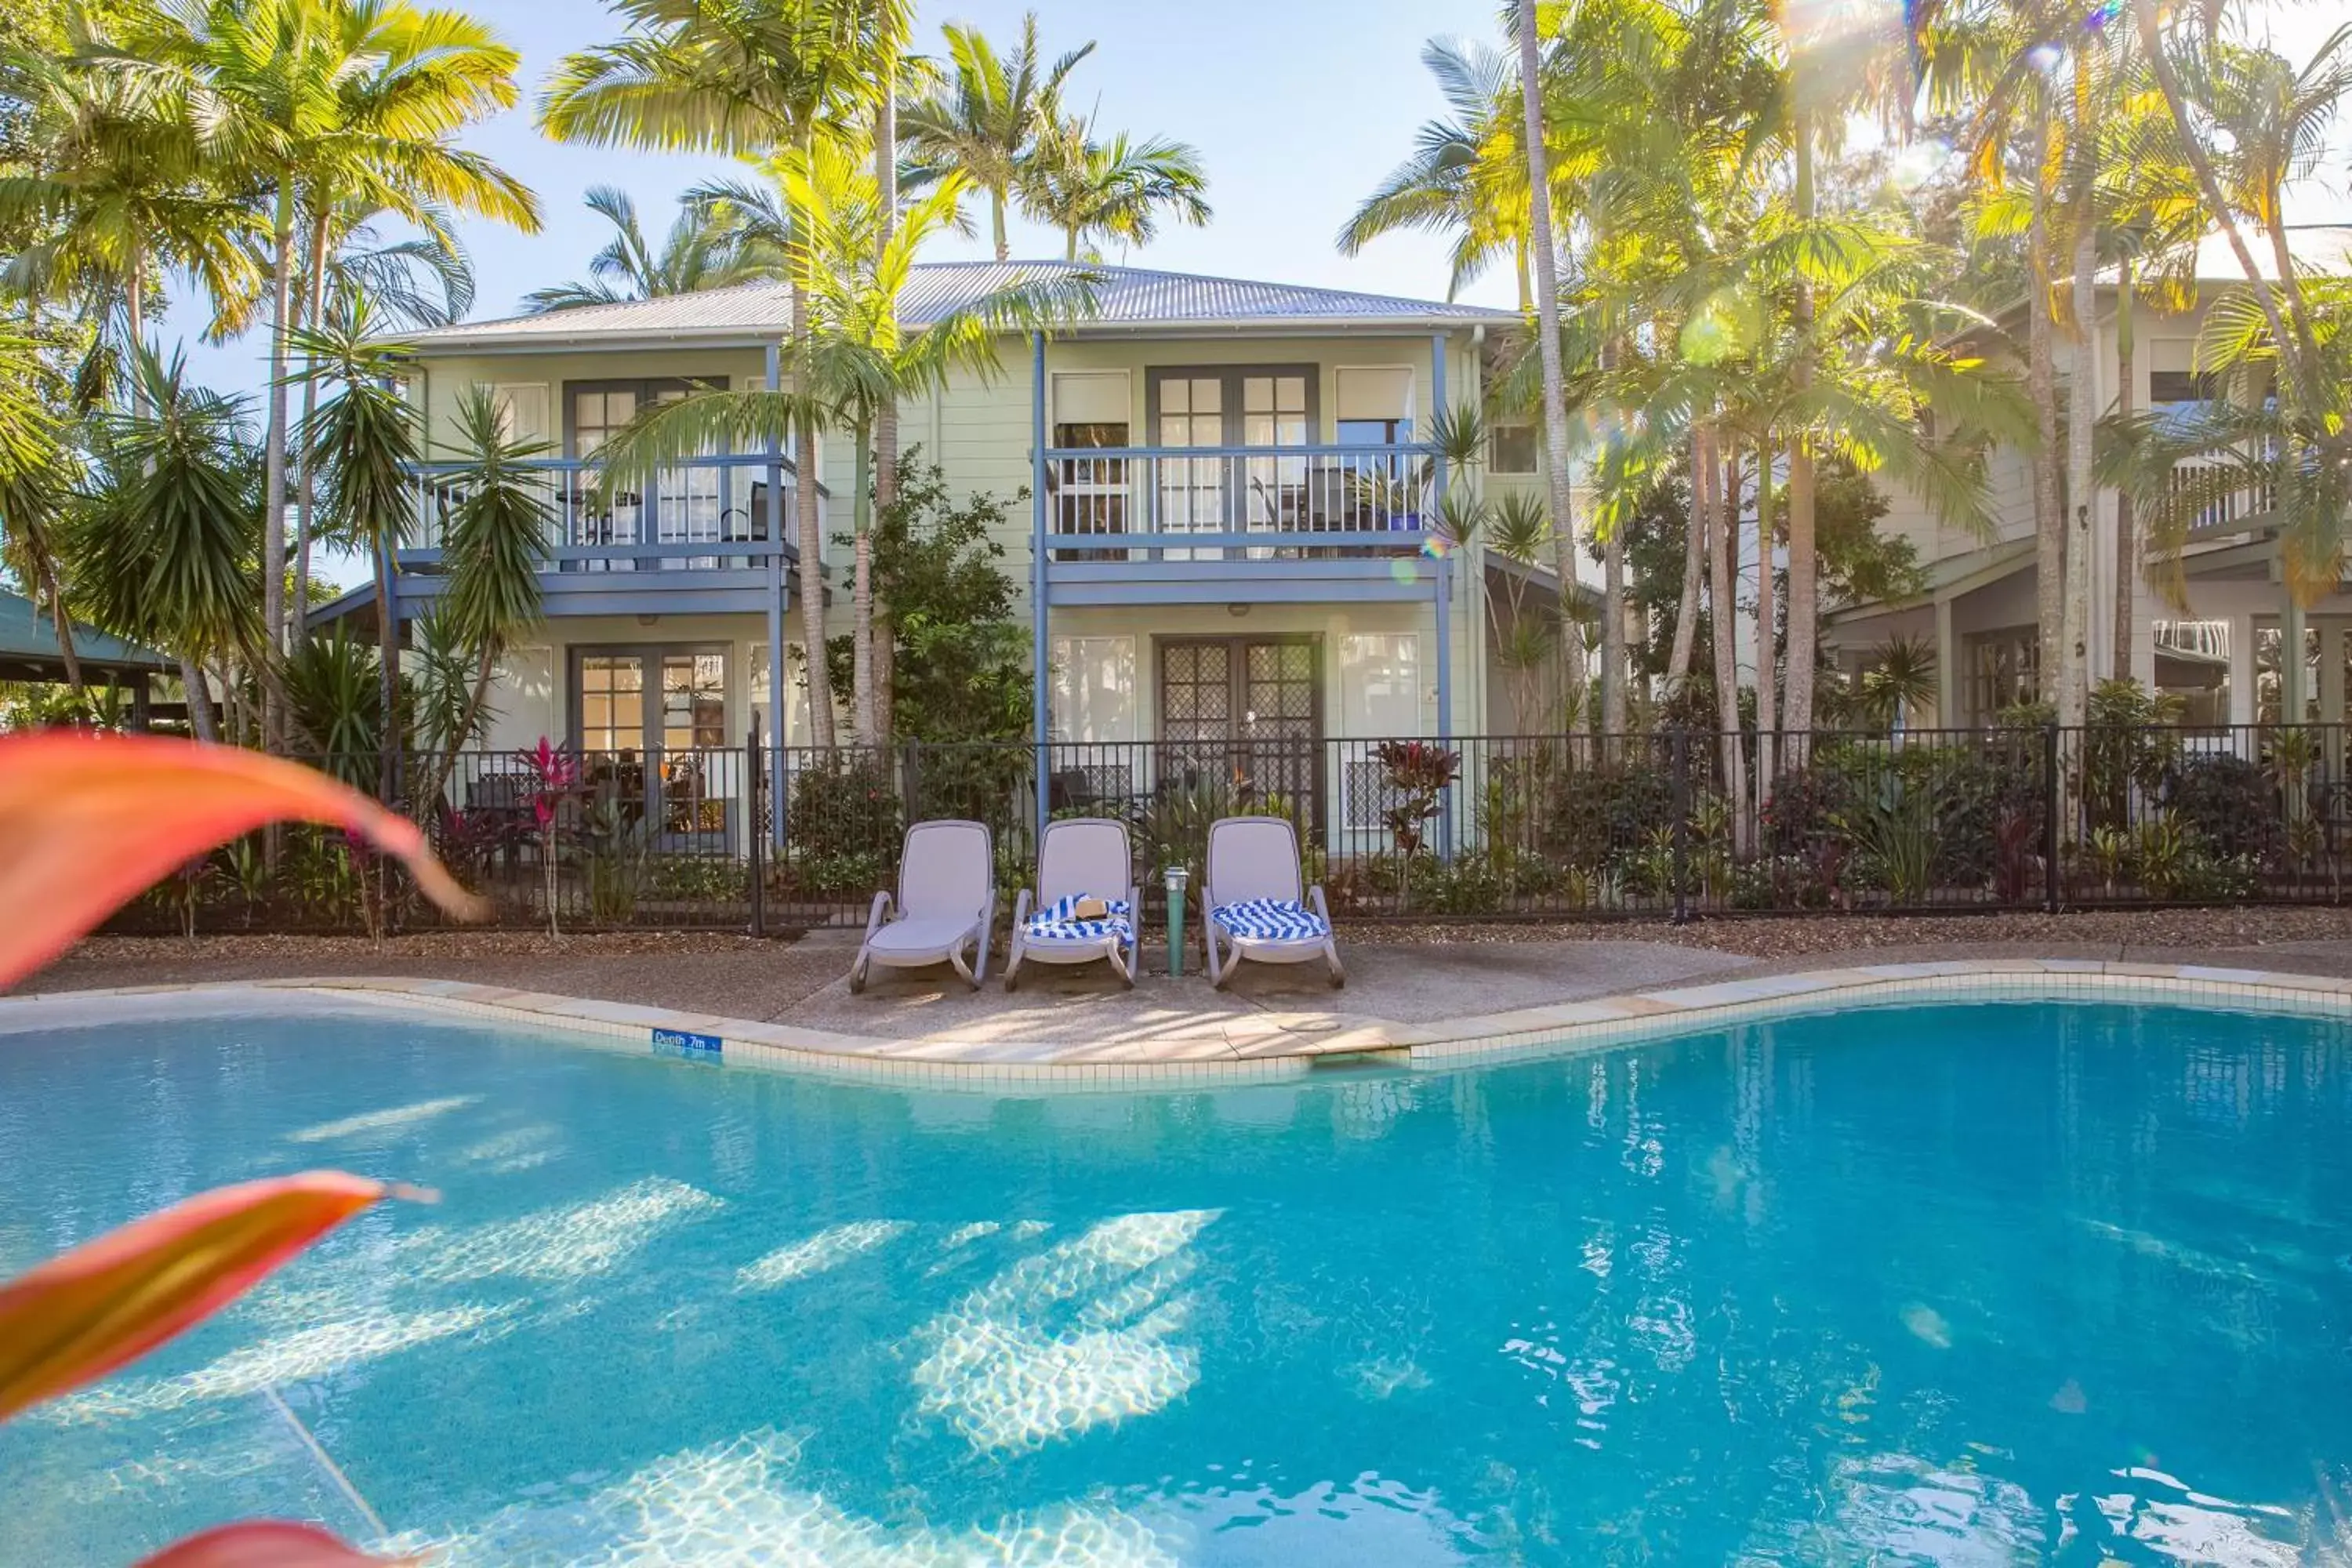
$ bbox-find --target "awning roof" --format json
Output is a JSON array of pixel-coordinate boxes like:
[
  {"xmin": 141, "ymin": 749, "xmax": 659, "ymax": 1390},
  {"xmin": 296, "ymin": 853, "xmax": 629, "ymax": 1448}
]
[{"xmin": 0, "ymin": 590, "xmax": 170, "ymax": 681}]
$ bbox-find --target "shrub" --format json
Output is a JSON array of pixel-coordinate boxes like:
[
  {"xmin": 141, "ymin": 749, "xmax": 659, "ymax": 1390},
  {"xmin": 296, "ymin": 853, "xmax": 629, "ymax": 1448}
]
[
  {"xmin": 1542, "ymin": 764, "xmax": 1675, "ymax": 870},
  {"xmin": 787, "ymin": 756, "xmax": 902, "ymax": 867},
  {"xmin": 2168, "ymin": 755, "xmax": 2279, "ymax": 863}
]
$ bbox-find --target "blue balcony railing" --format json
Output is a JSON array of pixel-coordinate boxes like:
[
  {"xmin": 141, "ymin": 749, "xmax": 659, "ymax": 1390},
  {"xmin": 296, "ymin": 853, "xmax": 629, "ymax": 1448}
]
[
  {"xmin": 399, "ymin": 453, "xmax": 814, "ymax": 575},
  {"xmin": 1040, "ymin": 441, "xmax": 1439, "ymax": 563}
]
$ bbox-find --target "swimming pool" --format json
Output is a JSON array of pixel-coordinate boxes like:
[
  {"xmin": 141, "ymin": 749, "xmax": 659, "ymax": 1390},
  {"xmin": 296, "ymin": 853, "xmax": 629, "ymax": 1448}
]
[{"xmin": 0, "ymin": 994, "xmax": 2345, "ymax": 1564}]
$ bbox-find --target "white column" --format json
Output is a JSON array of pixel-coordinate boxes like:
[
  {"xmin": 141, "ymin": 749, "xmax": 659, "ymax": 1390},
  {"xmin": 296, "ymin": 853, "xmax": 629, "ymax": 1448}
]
[
  {"xmin": 2227, "ymin": 609, "xmax": 2256, "ymax": 725},
  {"xmin": 1934, "ymin": 595, "xmax": 1958, "ymax": 728}
]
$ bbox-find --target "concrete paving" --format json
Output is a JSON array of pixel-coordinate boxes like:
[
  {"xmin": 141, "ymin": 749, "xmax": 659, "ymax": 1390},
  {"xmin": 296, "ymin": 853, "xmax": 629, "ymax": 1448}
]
[{"xmin": 781, "ymin": 933, "xmax": 1752, "ymax": 1045}]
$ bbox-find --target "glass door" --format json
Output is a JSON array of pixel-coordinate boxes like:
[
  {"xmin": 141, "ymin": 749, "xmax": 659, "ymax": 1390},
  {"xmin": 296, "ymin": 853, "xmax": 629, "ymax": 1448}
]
[
  {"xmin": 1156, "ymin": 637, "xmax": 1322, "ymax": 827},
  {"xmin": 572, "ymin": 648, "xmax": 733, "ymax": 850},
  {"xmin": 1240, "ymin": 372, "xmax": 1309, "ymax": 559},
  {"xmin": 1156, "ymin": 374, "xmax": 1225, "ymax": 561}
]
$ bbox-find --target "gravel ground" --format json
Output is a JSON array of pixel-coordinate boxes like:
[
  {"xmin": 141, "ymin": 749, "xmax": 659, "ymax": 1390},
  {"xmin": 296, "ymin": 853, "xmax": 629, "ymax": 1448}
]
[{"xmin": 20, "ymin": 906, "xmax": 2352, "ymax": 1021}]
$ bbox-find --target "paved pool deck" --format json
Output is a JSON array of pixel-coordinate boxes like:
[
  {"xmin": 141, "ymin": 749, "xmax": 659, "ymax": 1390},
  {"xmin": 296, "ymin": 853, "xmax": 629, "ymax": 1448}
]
[{"xmin": 16, "ymin": 927, "xmax": 2352, "ymax": 1085}]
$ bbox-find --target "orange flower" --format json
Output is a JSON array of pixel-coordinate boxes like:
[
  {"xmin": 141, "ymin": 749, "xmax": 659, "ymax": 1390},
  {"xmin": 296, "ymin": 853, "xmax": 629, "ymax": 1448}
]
[
  {"xmin": 0, "ymin": 732, "xmax": 489, "ymax": 988},
  {"xmin": 0, "ymin": 1172, "xmax": 402, "ymax": 1421},
  {"xmin": 136, "ymin": 1522, "xmax": 414, "ymax": 1566}
]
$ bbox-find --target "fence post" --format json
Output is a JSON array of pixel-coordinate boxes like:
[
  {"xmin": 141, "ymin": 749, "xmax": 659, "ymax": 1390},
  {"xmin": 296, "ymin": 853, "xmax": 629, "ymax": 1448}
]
[
  {"xmin": 1671, "ymin": 728, "xmax": 1690, "ymax": 926},
  {"xmin": 2042, "ymin": 720, "xmax": 2061, "ymax": 914},
  {"xmin": 746, "ymin": 720, "xmax": 765, "ymax": 938},
  {"xmin": 902, "ymin": 739, "xmax": 922, "ymax": 827}
]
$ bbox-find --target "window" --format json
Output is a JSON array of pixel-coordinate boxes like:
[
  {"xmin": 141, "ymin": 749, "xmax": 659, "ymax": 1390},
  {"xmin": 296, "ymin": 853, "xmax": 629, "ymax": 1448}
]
[
  {"xmin": 1490, "ymin": 422, "xmax": 1538, "ymax": 474},
  {"xmin": 1051, "ymin": 372, "xmax": 1131, "ymax": 556},
  {"xmin": 1338, "ymin": 633, "xmax": 1423, "ymax": 833},
  {"xmin": 1334, "ymin": 366, "xmax": 1415, "ymax": 447},
  {"xmin": 746, "ymin": 641, "xmax": 813, "ymax": 746},
  {"xmin": 488, "ymin": 383, "xmax": 549, "ymax": 445},
  {"xmin": 1146, "ymin": 365, "xmax": 1319, "ymax": 554},
  {"xmin": 1963, "ymin": 630, "xmax": 2039, "ymax": 723},
  {"xmin": 578, "ymin": 654, "xmax": 644, "ymax": 754},
  {"xmin": 1049, "ymin": 635, "xmax": 1138, "ymax": 744},
  {"xmin": 2148, "ymin": 341, "xmax": 2214, "ymax": 406}
]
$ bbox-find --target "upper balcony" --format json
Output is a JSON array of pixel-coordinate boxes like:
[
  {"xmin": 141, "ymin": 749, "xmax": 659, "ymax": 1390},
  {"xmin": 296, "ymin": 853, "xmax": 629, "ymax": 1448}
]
[
  {"xmin": 389, "ymin": 452, "xmax": 810, "ymax": 619},
  {"xmin": 1037, "ymin": 440, "xmax": 1445, "ymax": 606}
]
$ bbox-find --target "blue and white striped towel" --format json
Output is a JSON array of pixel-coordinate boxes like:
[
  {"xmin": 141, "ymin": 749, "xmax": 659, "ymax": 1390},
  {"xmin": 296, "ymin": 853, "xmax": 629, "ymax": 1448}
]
[
  {"xmin": 1025, "ymin": 895, "xmax": 1134, "ymax": 943},
  {"xmin": 1210, "ymin": 898, "xmax": 1330, "ymax": 942}
]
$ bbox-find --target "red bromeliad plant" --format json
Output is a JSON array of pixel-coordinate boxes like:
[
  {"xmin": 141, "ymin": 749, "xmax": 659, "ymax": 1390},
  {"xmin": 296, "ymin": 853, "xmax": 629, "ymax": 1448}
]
[
  {"xmin": 0, "ymin": 731, "xmax": 489, "ymax": 1565},
  {"xmin": 1371, "ymin": 739, "xmax": 1461, "ymax": 914},
  {"xmin": 517, "ymin": 736, "xmax": 580, "ymax": 937}
]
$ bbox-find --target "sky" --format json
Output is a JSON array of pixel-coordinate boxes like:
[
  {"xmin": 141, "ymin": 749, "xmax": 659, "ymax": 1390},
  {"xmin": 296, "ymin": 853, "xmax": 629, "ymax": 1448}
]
[{"xmin": 163, "ymin": 0, "xmax": 2351, "ymax": 588}]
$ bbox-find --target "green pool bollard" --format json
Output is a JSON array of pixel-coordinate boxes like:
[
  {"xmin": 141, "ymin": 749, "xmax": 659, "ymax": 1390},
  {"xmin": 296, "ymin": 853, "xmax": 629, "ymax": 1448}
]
[{"xmin": 1163, "ymin": 866, "xmax": 1189, "ymax": 978}]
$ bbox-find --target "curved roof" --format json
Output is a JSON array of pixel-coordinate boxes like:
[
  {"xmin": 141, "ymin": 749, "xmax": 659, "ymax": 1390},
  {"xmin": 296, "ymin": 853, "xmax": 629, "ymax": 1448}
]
[{"xmin": 411, "ymin": 260, "xmax": 1515, "ymax": 351}]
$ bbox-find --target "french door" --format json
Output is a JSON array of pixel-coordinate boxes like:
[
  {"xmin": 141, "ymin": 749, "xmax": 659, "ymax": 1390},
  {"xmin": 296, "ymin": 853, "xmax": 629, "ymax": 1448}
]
[
  {"xmin": 1157, "ymin": 637, "xmax": 1321, "ymax": 824},
  {"xmin": 1148, "ymin": 367, "xmax": 1315, "ymax": 560},
  {"xmin": 567, "ymin": 379, "xmax": 728, "ymax": 570},
  {"xmin": 572, "ymin": 647, "xmax": 733, "ymax": 849}
]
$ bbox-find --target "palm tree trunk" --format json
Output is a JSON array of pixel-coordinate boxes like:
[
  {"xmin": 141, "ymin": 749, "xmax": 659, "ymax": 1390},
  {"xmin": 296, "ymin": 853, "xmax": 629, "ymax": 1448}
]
[
  {"xmin": 789, "ymin": 262, "xmax": 837, "ymax": 749},
  {"xmin": 1602, "ymin": 523, "xmax": 1627, "ymax": 735},
  {"xmin": 851, "ymin": 413, "xmax": 877, "ymax": 746},
  {"xmin": 873, "ymin": 72, "xmax": 898, "ymax": 742},
  {"xmin": 2113, "ymin": 259, "xmax": 2136, "ymax": 681},
  {"xmin": 1515, "ymin": 0, "xmax": 1582, "ymax": 742},
  {"xmin": 40, "ymin": 557, "xmax": 85, "ymax": 698},
  {"xmin": 2060, "ymin": 176, "xmax": 2097, "ymax": 735},
  {"xmin": 180, "ymin": 655, "xmax": 217, "ymax": 742},
  {"xmin": 1755, "ymin": 445, "xmax": 1778, "ymax": 797},
  {"xmin": 992, "ymin": 188, "xmax": 1010, "ymax": 262},
  {"xmin": 1780, "ymin": 117, "xmax": 1820, "ymax": 751},
  {"xmin": 124, "ymin": 262, "xmax": 145, "ymax": 368},
  {"xmin": 260, "ymin": 180, "xmax": 298, "ymax": 755},
  {"xmin": 1668, "ymin": 426, "xmax": 1706, "ymax": 688},
  {"xmin": 375, "ymin": 545, "xmax": 399, "ymax": 804},
  {"xmin": 292, "ymin": 209, "xmax": 331, "ymax": 648},
  {"xmin": 422, "ymin": 641, "xmax": 499, "ymax": 814},
  {"xmin": 1708, "ymin": 434, "xmax": 1748, "ymax": 853},
  {"xmin": 2026, "ymin": 108, "xmax": 2065, "ymax": 717}
]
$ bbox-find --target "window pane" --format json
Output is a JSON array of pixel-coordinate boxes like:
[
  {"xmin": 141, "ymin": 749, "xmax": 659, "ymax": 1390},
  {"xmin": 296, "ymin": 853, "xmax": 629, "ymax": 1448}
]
[
  {"xmin": 1243, "ymin": 376, "xmax": 1272, "ymax": 413},
  {"xmin": 1277, "ymin": 376, "xmax": 1305, "ymax": 412},
  {"xmin": 1161, "ymin": 379, "xmax": 1189, "ymax": 414}
]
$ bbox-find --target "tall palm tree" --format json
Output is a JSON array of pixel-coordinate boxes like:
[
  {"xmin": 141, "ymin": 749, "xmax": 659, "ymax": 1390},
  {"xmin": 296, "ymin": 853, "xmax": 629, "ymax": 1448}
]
[
  {"xmin": 1514, "ymin": 0, "xmax": 1588, "ymax": 734},
  {"xmin": 292, "ymin": 296, "xmax": 418, "ymax": 798},
  {"xmin": 105, "ymin": 0, "xmax": 536, "ymax": 752},
  {"xmin": 899, "ymin": 11, "xmax": 1092, "ymax": 261},
  {"xmin": 524, "ymin": 184, "xmax": 782, "ymax": 312},
  {"xmin": 1338, "ymin": 37, "xmax": 1530, "ymax": 307},
  {"xmin": 416, "ymin": 382, "xmax": 550, "ymax": 805},
  {"xmin": 593, "ymin": 147, "xmax": 1098, "ymax": 744},
  {"xmin": 1022, "ymin": 117, "xmax": 1209, "ymax": 261},
  {"xmin": 0, "ymin": 332, "xmax": 82, "ymax": 695},
  {"xmin": 67, "ymin": 348, "xmax": 263, "ymax": 743},
  {"xmin": 541, "ymin": 0, "xmax": 906, "ymax": 750}
]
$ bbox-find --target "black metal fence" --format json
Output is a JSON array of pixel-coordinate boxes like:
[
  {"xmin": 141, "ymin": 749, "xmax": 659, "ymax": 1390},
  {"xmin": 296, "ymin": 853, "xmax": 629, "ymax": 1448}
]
[{"xmin": 111, "ymin": 723, "xmax": 2352, "ymax": 937}]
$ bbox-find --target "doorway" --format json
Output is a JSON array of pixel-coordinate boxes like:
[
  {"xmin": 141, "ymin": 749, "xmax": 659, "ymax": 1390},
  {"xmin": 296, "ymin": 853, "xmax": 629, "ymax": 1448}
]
[
  {"xmin": 1156, "ymin": 635, "xmax": 1322, "ymax": 822},
  {"xmin": 571, "ymin": 646, "xmax": 735, "ymax": 849}
]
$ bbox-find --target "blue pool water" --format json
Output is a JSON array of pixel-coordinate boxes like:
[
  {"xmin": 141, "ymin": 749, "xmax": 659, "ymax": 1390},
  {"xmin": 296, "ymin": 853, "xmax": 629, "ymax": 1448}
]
[{"xmin": 1, "ymin": 998, "xmax": 2348, "ymax": 1565}]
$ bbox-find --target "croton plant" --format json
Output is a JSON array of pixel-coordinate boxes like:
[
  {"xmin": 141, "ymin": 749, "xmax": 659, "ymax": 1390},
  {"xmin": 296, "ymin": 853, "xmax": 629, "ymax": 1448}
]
[{"xmin": 0, "ymin": 732, "xmax": 492, "ymax": 1565}]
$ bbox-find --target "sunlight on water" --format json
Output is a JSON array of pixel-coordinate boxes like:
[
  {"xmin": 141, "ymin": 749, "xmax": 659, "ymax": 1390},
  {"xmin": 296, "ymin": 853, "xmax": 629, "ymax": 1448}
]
[
  {"xmin": 396, "ymin": 1427, "xmax": 1180, "ymax": 1567},
  {"xmin": 285, "ymin": 1095, "xmax": 481, "ymax": 1144},
  {"xmin": 398, "ymin": 1176, "xmax": 724, "ymax": 1284},
  {"xmin": 913, "ymin": 1210, "xmax": 1218, "ymax": 1454},
  {"xmin": 736, "ymin": 1220, "xmax": 913, "ymax": 1290}
]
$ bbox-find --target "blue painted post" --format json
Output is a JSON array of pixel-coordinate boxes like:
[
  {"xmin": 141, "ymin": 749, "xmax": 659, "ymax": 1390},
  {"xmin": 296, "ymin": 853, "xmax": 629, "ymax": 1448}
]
[
  {"xmin": 764, "ymin": 343, "xmax": 786, "ymax": 850},
  {"xmin": 1030, "ymin": 332, "xmax": 1051, "ymax": 851},
  {"xmin": 1431, "ymin": 332, "xmax": 1455, "ymax": 861}
]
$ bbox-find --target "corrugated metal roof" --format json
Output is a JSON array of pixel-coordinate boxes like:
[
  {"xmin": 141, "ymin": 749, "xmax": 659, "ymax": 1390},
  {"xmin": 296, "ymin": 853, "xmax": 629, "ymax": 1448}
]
[
  {"xmin": 412, "ymin": 260, "xmax": 1515, "ymax": 350},
  {"xmin": 0, "ymin": 587, "xmax": 170, "ymax": 671}
]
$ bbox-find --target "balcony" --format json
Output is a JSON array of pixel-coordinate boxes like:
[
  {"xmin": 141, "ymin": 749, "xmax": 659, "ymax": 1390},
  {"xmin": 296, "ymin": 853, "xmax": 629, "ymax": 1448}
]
[
  {"xmin": 392, "ymin": 453, "xmax": 809, "ymax": 619},
  {"xmin": 1038, "ymin": 441, "xmax": 1443, "ymax": 605}
]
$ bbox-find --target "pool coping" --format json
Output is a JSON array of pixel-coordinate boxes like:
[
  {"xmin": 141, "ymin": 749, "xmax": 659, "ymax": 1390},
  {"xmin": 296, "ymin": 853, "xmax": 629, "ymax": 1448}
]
[{"xmin": 3, "ymin": 958, "xmax": 2344, "ymax": 1090}]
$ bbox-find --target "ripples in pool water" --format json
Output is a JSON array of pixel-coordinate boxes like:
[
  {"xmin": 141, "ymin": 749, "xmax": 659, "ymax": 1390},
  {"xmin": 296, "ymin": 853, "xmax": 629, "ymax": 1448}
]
[{"xmin": 0, "ymin": 997, "xmax": 2347, "ymax": 1564}]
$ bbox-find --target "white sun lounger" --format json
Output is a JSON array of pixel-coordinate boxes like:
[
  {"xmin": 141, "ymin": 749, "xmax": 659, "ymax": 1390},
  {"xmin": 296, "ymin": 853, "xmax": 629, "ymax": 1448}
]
[
  {"xmin": 850, "ymin": 819, "xmax": 995, "ymax": 993},
  {"xmin": 1004, "ymin": 817, "xmax": 1141, "ymax": 990},
  {"xmin": 1201, "ymin": 815, "xmax": 1344, "ymax": 989}
]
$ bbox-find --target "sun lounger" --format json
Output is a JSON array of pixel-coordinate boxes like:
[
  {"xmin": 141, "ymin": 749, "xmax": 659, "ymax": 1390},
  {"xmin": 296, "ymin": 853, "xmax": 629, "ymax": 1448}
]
[
  {"xmin": 1004, "ymin": 817, "xmax": 1140, "ymax": 990},
  {"xmin": 850, "ymin": 819, "xmax": 995, "ymax": 993},
  {"xmin": 1200, "ymin": 815, "xmax": 1344, "ymax": 989}
]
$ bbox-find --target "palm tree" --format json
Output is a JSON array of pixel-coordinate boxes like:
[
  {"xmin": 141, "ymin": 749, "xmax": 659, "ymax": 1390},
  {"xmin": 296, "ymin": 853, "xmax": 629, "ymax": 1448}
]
[
  {"xmin": 292, "ymin": 296, "xmax": 419, "ymax": 798},
  {"xmin": 416, "ymin": 383, "xmax": 550, "ymax": 805},
  {"xmin": 0, "ymin": 332, "xmax": 82, "ymax": 695},
  {"xmin": 1022, "ymin": 117, "xmax": 1209, "ymax": 261},
  {"xmin": 593, "ymin": 148, "xmax": 1098, "ymax": 744},
  {"xmin": 524, "ymin": 185, "xmax": 782, "ymax": 312},
  {"xmin": 1513, "ymin": 0, "xmax": 1588, "ymax": 735},
  {"xmin": 899, "ymin": 12, "xmax": 1093, "ymax": 261},
  {"xmin": 541, "ymin": 0, "xmax": 905, "ymax": 750},
  {"xmin": 67, "ymin": 348, "xmax": 263, "ymax": 743},
  {"xmin": 104, "ymin": 0, "xmax": 536, "ymax": 751},
  {"xmin": 1338, "ymin": 37, "xmax": 1529, "ymax": 307}
]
